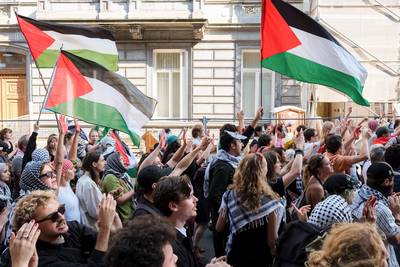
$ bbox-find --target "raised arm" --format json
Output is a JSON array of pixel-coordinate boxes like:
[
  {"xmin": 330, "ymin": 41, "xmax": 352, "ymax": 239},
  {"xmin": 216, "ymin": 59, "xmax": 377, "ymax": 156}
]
[
  {"xmin": 281, "ymin": 131, "xmax": 304, "ymax": 189},
  {"xmin": 166, "ymin": 137, "xmax": 188, "ymax": 169},
  {"xmin": 138, "ymin": 144, "xmax": 161, "ymax": 172},
  {"xmin": 170, "ymin": 137, "xmax": 211, "ymax": 176},
  {"xmin": 68, "ymin": 118, "xmax": 80, "ymax": 161},
  {"xmin": 54, "ymin": 116, "xmax": 67, "ymax": 187},
  {"xmin": 22, "ymin": 123, "xmax": 39, "ymax": 171}
]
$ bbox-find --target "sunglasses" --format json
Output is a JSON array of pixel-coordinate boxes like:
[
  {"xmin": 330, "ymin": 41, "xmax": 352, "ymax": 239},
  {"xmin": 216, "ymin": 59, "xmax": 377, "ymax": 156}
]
[
  {"xmin": 36, "ymin": 204, "xmax": 65, "ymax": 223},
  {"xmin": 39, "ymin": 171, "xmax": 56, "ymax": 179}
]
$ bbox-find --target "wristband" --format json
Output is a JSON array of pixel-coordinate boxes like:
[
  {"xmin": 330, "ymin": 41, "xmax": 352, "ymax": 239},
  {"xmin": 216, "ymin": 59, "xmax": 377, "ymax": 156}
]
[{"xmin": 295, "ymin": 149, "xmax": 304, "ymax": 157}]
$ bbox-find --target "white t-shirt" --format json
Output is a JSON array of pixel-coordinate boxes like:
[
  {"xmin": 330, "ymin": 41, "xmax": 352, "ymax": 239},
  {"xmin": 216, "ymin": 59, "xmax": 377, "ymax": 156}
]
[{"xmin": 58, "ymin": 183, "xmax": 81, "ymax": 223}]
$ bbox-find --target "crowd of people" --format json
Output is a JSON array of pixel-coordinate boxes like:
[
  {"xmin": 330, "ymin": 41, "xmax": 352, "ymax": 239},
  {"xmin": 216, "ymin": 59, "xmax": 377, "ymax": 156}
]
[{"xmin": 0, "ymin": 107, "xmax": 400, "ymax": 267}]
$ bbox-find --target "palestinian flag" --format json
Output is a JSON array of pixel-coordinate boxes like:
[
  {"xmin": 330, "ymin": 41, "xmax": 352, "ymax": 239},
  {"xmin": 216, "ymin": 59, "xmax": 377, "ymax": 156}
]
[
  {"xmin": 261, "ymin": 0, "xmax": 369, "ymax": 106},
  {"xmin": 16, "ymin": 14, "xmax": 118, "ymax": 71},
  {"xmin": 45, "ymin": 51, "xmax": 157, "ymax": 147}
]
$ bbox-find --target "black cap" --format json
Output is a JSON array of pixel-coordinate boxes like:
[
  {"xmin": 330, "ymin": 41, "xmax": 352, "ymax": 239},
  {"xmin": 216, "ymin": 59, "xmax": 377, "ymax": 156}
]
[
  {"xmin": 324, "ymin": 174, "xmax": 359, "ymax": 195},
  {"xmin": 137, "ymin": 165, "xmax": 173, "ymax": 192},
  {"xmin": 367, "ymin": 162, "xmax": 394, "ymax": 182}
]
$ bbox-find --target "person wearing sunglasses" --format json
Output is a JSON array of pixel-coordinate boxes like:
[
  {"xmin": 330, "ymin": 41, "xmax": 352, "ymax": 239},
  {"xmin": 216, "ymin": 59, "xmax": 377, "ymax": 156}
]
[{"xmin": 10, "ymin": 190, "xmax": 118, "ymax": 266}]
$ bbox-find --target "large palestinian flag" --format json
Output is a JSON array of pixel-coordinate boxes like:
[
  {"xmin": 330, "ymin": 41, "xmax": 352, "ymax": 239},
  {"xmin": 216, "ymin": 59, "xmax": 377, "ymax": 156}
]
[
  {"xmin": 261, "ymin": 0, "xmax": 369, "ymax": 106},
  {"xmin": 45, "ymin": 51, "xmax": 157, "ymax": 147},
  {"xmin": 16, "ymin": 14, "xmax": 118, "ymax": 71}
]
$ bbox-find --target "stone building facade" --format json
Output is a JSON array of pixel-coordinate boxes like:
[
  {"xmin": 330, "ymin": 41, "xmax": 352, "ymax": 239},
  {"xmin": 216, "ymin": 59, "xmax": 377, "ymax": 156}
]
[{"xmin": 0, "ymin": 0, "xmax": 307, "ymax": 129}]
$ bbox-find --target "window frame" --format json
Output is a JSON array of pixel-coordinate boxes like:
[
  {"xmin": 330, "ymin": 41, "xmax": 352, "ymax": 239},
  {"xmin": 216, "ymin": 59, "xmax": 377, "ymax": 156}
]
[
  {"xmin": 240, "ymin": 49, "xmax": 275, "ymax": 119},
  {"xmin": 152, "ymin": 49, "xmax": 188, "ymax": 119}
]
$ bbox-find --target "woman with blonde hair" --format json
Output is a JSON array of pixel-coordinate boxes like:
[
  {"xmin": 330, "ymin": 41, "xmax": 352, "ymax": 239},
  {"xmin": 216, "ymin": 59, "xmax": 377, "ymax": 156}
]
[
  {"xmin": 307, "ymin": 222, "xmax": 388, "ymax": 267},
  {"xmin": 216, "ymin": 153, "xmax": 283, "ymax": 267}
]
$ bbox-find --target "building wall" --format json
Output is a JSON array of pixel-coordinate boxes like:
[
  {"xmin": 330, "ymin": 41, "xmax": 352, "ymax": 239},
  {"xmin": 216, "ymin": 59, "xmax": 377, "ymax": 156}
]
[{"xmin": 0, "ymin": 0, "xmax": 308, "ymax": 124}]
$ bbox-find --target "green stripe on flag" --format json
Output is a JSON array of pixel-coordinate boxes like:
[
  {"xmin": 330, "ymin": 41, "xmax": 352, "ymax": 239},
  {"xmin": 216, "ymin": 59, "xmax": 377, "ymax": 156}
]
[
  {"xmin": 48, "ymin": 98, "xmax": 141, "ymax": 147},
  {"xmin": 262, "ymin": 52, "xmax": 369, "ymax": 106},
  {"xmin": 37, "ymin": 49, "xmax": 118, "ymax": 71}
]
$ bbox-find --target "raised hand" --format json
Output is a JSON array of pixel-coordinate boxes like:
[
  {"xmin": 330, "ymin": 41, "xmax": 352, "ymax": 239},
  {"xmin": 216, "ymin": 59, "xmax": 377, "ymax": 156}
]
[
  {"xmin": 97, "ymin": 194, "xmax": 117, "ymax": 230},
  {"xmin": 58, "ymin": 115, "xmax": 68, "ymax": 134},
  {"xmin": 10, "ymin": 220, "xmax": 40, "ymax": 267},
  {"xmin": 74, "ymin": 117, "xmax": 81, "ymax": 133}
]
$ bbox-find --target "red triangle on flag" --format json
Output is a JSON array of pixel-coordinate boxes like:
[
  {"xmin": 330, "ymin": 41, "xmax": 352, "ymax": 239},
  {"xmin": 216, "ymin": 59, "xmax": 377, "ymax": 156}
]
[
  {"xmin": 16, "ymin": 15, "xmax": 55, "ymax": 60},
  {"xmin": 45, "ymin": 53, "xmax": 93, "ymax": 109},
  {"xmin": 261, "ymin": 0, "xmax": 301, "ymax": 59}
]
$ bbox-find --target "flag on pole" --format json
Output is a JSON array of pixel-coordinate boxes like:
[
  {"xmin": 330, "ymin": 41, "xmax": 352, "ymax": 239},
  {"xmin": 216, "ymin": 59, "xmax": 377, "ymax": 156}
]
[
  {"xmin": 16, "ymin": 14, "xmax": 119, "ymax": 71},
  {"xmin": 261, "ymin": 0, "xmax": 369, "ymax": 106},
  {"xmin": 44, "ymin": 50, "xmax": 157, "ymax": 147}
]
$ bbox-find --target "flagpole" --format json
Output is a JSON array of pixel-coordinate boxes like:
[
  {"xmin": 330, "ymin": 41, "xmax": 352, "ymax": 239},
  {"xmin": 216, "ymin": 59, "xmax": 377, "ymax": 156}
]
[
  {"xmin": 260, "ymin": 0, "xmax": 265, "ymax": 115},
  {"xmin": 36, "ymin": 45, "xmax": 63, "ymax": 124}
]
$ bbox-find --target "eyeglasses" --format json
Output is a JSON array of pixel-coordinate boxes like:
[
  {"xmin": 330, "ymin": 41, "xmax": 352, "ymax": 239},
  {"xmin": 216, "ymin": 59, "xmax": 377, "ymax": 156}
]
[
  {"xmin": 39, "ymin": 171, "xmax": 56, "ymax": 179},
  {"xmin": 36, "ymin": 204, "xmax": 65, "ymax": 223}
]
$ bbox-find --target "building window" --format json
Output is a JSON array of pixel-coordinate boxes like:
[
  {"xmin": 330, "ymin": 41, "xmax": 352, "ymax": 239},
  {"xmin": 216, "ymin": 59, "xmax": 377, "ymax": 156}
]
[
  {"xmin": 153, "ymin": 50, "xmax": 187, "ymax": 118},
  {"xmin": 241, "ymin": 51, "xmax": 274, "ymax": 118}
]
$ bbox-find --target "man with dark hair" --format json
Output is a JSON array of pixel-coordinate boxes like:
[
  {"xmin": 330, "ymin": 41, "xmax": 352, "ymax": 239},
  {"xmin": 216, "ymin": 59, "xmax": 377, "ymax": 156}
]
[
  {"xmin": 373, "ymin": 126, "xmax": 390, "ymax": 145},
  {"xmin": 351, "ymin": 162, "xmax": 400, "ymax": 267},
  {"xmin": 106, "ymin": 215, "xmax": 177, "ymax": 267},
  {"xmin": 154, "ymin": 176, "xmax": 199, "ymax": 267},
  {"xmin": 324, "ymin": 132, "xmax": 369, "ymax": 173},
  {"xmin": 385, "ymin": 144, "xmax": 400, "ymax": 192}
]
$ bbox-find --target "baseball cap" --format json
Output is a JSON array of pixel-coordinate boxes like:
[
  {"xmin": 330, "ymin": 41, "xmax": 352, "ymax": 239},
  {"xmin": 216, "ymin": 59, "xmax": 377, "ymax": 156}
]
[
  {"xmin": 367, "ymin": 161, "xmax": 394, "ymax": 182},
  {"xmin": 324, "ymin": 174, "xmax": 359, "ymax": 195},
  {"xmin": 224, "ymin": 130, "xmax": 247, "ymax": 140},
  {"xmin": 137, "ymin": 165, "xmax": 173, "ymax": 192}
]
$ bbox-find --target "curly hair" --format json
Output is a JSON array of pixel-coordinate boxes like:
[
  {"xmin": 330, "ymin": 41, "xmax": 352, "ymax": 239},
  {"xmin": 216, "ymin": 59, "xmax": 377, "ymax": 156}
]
[
  {"xmin": 13, "ymin": 190, "xmax": 57, "ymax": 231},
  {"xmin": 106, "ymin": 215, "xmax": 175, "ymax": 267},
  {"xmin": 307, "ymin": 223, "xmax": 387, "ymax": 267},
  {"xmin": 231, "ymin": 154, "xmax": 278, "ymax": 212}
]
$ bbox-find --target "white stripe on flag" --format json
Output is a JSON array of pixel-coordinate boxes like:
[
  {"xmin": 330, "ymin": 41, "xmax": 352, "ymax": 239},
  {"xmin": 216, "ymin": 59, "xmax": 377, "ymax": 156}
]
[
  {"xmin": 45, "ymin": 31, "xmax": 117, "ymax": 55},
  {"xmin": 81, "ymin": 76, "xmax": 149, "ymax": 132},
  {"xmin": 288, "ymin": 27, "xmax": 367, "ymax": 84}
]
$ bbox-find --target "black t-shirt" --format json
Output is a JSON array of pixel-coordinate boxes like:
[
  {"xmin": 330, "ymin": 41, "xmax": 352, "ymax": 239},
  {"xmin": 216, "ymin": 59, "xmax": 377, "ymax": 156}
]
[{"xmin": 269, "ymin": 177, "xmax": 285, "ymax": 197}]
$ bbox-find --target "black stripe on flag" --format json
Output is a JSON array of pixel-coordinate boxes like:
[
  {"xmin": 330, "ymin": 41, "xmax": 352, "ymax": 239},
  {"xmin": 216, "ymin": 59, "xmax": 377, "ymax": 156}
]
[
  {"xmin": 17, "ymin": 14, "xmax": 115, "ymax": 41},
  {"xmin": 271, "ymin": 0, "xmax": 341, "ymax": 47},
  {"xmin": 61, "ymin": 51, "xmax": 157, "ymax": 119}
]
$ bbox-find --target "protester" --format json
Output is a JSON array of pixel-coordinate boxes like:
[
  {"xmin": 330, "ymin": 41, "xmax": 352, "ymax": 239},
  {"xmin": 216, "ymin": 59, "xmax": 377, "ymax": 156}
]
[
  {"xmin": 352, "ymin": 161, "xmax": 400, "ymax": 266},
  {"xmin": 385, "ymin": 144, "xmax": 400, "ymax": 192},
  {"xmin": 44, "ymin": 134, "xmax": 57, "ymax": 163},
  {"xmin": 324, "ymin": 130, "xmax": 369, "ymax": 174},
  {"xmin": 106, "ymin": 215, "xmax": 177, "ymax": 267},
  {"xmin": 76, "ymin": 150, "xmax": 106, "ymax": 229},
  {"xmin": 362, "ymin": 144, "xmax": 386, "ymax": 184},
  {"xmin": 12, "ymin": 190, "xmax": 119, "ymax": 266},
  {"xmin": 216, "ymin": 153, "xmax": 283, "ymax": 267},
  {"xmin": 308, "ymin": 174, "xmax": 359, "ymax": 229},
  {"xmin": 304, "ymin": 154, "xmax": 333, "ymax": 208},
  {"xmin": 57, "ymin": 159, "xmax": 81, "ymax": 223},
  {"xmin": 0, "ymin": 128, "xmax": 16, "ymax": 159},
  {"xmin": 153, "ymin": 176, "xmax": 199, "ymax": 267},
  {"xmin": 101, "ymin": 152, "xmax": 135, "ymax": 221},
  {"xmin": 86, "ymin": 128, "xmax": 100, "ymax": 153},
  {"xmin": 0, "ymin": 163, "xmax": 11, "ymax": 203},
  {"xmin": 307, "ymin": 222, "xmax": 388, "ymax": 267}
]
